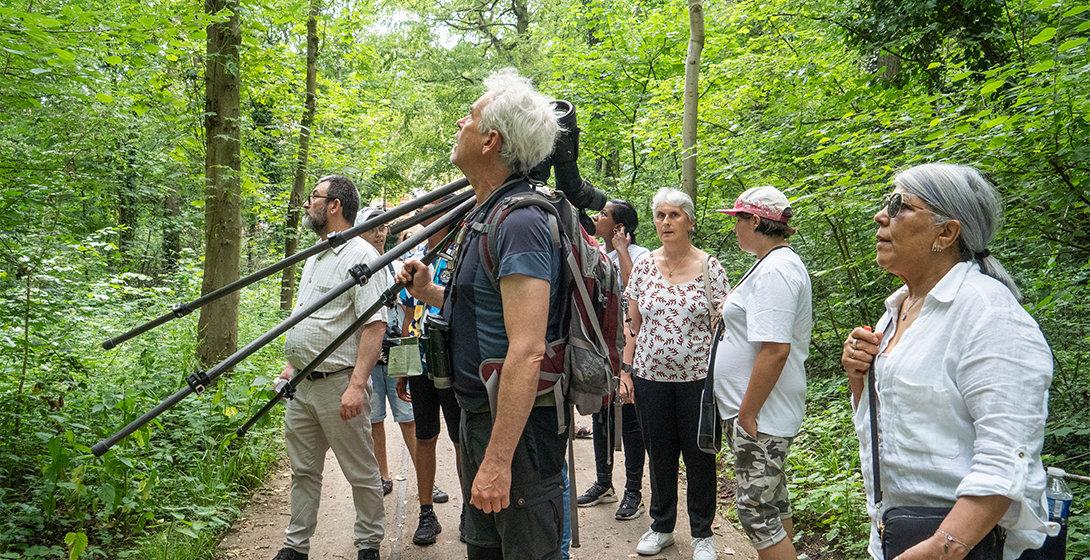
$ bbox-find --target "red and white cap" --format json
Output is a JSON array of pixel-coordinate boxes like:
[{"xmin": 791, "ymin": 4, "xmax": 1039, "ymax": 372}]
[{"xmin": 717, "ymin": 186, "xmax": 791, "ymax": 223}]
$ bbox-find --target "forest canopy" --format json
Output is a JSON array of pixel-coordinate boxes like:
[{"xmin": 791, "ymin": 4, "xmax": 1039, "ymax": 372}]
[{"xmin": 1, "ymin": 0, "xmax": 1087, "ymax": 557}]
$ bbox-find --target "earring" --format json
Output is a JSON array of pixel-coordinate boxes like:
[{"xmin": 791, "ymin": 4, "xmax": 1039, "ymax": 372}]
[{"xmin": 932, "ymin": 243, "xmax": 942, "ymax": 252}]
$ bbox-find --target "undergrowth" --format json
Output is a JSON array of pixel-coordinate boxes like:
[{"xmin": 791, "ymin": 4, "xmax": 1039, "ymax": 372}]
[{"xmin": 0, "ymin": 248, "xmax": 288, "ymax": 559}]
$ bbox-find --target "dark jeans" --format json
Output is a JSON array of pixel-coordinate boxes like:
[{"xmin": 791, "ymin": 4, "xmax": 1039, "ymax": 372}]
[
  {"xmin": 460, "ymin": 407, "xmax": 567, "ymax": 560},
  {"xmin": 633, "ymin": 376, "xmax": 717, "ymax": 538},
  {"xmin": 592, "ymin": 402, "xmax": 645, "ymax": 492}
]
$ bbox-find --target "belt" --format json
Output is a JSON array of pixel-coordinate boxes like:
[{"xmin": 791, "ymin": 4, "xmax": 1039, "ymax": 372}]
[
  {"xmin": 469, "ymin": 391, "xmax": 556, "ymax": 414},
  {"xmin": 308, "ymin": 366, "xmax": 353, "ymax": 381}
]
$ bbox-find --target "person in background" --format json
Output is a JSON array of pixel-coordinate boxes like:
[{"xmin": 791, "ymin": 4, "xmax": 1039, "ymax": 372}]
[
  {"xmin": 396, "ymin": 198, "xmax": 459, "ymax": 547},
  {"xmin": 396, "ymin": 68, "xmax": 566, "ymax": 560},
  {"xmin": 624, "ymin": 187, "xmax": 729, "ymax": 560},
  {"xmin": 275, "ymin": 175, "xmax": 386, "ymax": 560},
  {"xmin": 842, "ymin": 163, "xmax": 1056, "ymax": 560},
  {"xmin": 357, "ymin": 207, "xmax": 419, "ymax": 499},
  {"xmin": 713, "ymin": 186, "xmax": 812, "ymax": 560},
  {"xmin": 576, "ymin": 199, "xmax": 650, "ymax": 521}
]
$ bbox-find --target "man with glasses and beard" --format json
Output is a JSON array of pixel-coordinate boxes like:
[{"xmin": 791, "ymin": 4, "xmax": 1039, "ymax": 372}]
[{"xmin": 274, "ymin": 175, "xmax": 388, "ymax": 560}]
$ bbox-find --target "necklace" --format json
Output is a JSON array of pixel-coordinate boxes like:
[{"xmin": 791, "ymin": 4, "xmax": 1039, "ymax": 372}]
[
  {"xmin": 900, "ymin": 295, "xmax": 925, "ymax": 321},
  {"xmin": 662, "ymin": 246, "xmax": 692, "ymax": 278}
]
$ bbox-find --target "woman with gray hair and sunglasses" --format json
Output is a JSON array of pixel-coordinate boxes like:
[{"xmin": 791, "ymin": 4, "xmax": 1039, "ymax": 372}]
[{"xmin": 841, "ymin": 163, "xmax": 1057, "ymax": 560}]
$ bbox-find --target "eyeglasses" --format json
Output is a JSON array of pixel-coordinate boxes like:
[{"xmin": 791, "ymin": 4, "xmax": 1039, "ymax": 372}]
[
  {"xmin": 308, "ymin": 193, "xmax": 337, "ymax": 203},
  {"xmin": 883, "ymin": 192, "xmax": 926, "ymax": 219}
]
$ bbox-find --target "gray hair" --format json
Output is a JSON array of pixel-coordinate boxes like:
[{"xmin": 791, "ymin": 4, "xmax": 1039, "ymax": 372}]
[
  {"xmin": 894, "ymin": 163, "xmax": 1022, "ymax": 302},
  {"xmin": 479, "ymin": 68, "xmax": 560, "ymax": 174},
  {"xmin": 652, "ymin": 187, "xmax": 696, "ymax": 223}
]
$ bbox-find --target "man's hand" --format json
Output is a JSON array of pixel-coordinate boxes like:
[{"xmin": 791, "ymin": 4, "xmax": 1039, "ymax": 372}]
[
  {"xmin": 341, "ymin": 384, "xmax": 365, "ymax": 420},
  {"xmin": 395, "ymin": 259, "xmax": 444, "ymax": 308},
  {"xmin": 471, "ymin": 456, "xmax": 513, "ymax": 514}
]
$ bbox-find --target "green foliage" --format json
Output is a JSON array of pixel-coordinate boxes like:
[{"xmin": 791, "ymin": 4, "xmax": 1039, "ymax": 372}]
[
  {"xmin": 0, "ymin": 250, "xmax": 286, "ymax": 557},
  {"xmin": 789, "ymin": 379, "xmax": 870, "ymax": 559}
]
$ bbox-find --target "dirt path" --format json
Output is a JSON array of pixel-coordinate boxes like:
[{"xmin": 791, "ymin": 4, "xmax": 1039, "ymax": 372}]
[{"xmin": 216, "ymin": 416, "xmax": 757, "ymax": 560}]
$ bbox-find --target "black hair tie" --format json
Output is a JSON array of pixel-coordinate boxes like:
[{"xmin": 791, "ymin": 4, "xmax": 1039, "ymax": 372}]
[{"xmin": 974, "ymin": 249, "xmax": 991, "ymax": 260}]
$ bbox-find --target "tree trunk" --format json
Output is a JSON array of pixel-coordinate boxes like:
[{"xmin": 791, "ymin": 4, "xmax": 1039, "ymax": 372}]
[
  {"xmin": 197, "ymin": 0, "xmax": 242, "ymax": 367},
  {"xmin": 162, "ymin": 191, "xmax": 181, "ymax": 273},
  {"xmin": 280, "ymin": 0, "xmax": 320, "ymax": 312},
  {"xmin": 681, "ymin": 0, "xmax": 704, "ymax": 205}
]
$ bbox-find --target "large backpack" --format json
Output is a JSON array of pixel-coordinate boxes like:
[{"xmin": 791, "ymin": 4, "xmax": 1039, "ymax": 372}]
[{"xmin": 473, "ymin": 186, "xmax": 625, "ymax": 429}]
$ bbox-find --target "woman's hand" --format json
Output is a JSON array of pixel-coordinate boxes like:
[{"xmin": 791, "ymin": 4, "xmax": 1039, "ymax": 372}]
[
  {"xmin": 618, "ymin": 370, "xmax": 634, "ymax": 404},
  {"xmin": 842, "ymin": 327, "xmax": 883, "ymax": 405},
  {"xmin": 612, "ymin": 228, "xmax": 631, "ymax": 251},
  {"xmin": 396, "ymin": 377, "xmax": 411, "ymax": 403}
]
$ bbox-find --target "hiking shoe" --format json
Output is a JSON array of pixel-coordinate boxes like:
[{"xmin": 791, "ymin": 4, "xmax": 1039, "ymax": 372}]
[
  {"xmin": 692, "ymin": 536, "xmax": 717, "ymax": 560},
  {"xmin": 432, "ymin": 485, "xmax": 449, "ymax": 503},
  {"xmin": 636, "ymin": 530, "xmax": 675, "ymax": 555},
  {"xmin": 381, "ymin": 478, "xmax": 393, "ymax": 496},
  {"xmin": 412, "ymin": 508, "xmax": 442, "ymax": 546},
  {"xmin": 615, "ymin": 490, "xmax": 645, "ymax": 520},
  {"xmin": 357, "ymin": 549, "xmax": 379, "ymax": 560},
  {"xmin": 577, "ymin": 481, "xmax": 617, "ymax": 507},
  {"xmin": 273, "ymin": 549, "xmax": 307, "ymax": 560},
  {"xmin": 575, "ymin": 425, "xmax": 592, "ymax": 438}
]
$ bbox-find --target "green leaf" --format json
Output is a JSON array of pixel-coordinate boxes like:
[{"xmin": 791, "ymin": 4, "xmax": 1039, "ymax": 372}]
[
  {"xmin": 926, "ymin": 62, "xmax": 941, "ymax": 70},
  {"xmin": 105, "ymin": 55, "xmax": 122, "ymax": 65},
  {"xmin": 1028, "ymin": 27, "xmax": 1057, "ymax": 45},
  {"xmin": 95, "ymin": 92, "xmax": 114, "ymax": 103},
  {"xmin": 30, "ymin": 68, "xmax": 50, "ymax": 75},
  {"xmin": 1062, "ymin": 5, "xmax": 1089, "ymax": 17},
  {"xmin": 1058, "ymin": 38, "xmax": 1087, "ymax": 52},
  {"xmin": 52, "ymin": 48, "xmax": 75, "ymax": 63},
  {"xmin": 64, "ymin": 532, "xmax": 87, "ymax": 560},
  {"xmin": 951, "ymin": 71, "xmax": 973, "ymax": 82},
  {"xmin": 980, "ymin": 80, "xmax": 1005, "ymax": 95},
  {"xmin": 1028, "ymin": 59, "xmax": 1055, "ymax": 73}
]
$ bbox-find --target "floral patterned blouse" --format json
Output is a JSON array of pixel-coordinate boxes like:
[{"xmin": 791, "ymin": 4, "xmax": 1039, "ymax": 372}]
[{"xmin": 625, "ymin": 253, "xmax": 729, "ymax": 382}]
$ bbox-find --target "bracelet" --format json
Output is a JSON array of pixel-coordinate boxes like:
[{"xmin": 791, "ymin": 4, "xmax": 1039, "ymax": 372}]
[
  {"xmin": 934, "ymin": 529, "xmax": 971, "ymax": 555},
  {"xmin": 621, "ymin": 363, "xmax": 635, "ymax": 375}
]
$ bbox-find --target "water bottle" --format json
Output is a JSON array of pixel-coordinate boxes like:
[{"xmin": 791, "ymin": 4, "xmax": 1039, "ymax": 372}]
[
  {"xmin": 1047, "ymin": 467, "xmax": 1074, "ymax": 519},
  {"xmin": 1037, "ymin": 467, "xmax": 1072, "ymax": 560}
]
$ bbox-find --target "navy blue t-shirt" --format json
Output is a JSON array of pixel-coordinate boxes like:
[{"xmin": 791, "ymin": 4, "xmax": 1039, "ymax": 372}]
[{"xmin": 449, "ymin": 180, "xmax": 564, "ymax": 411}]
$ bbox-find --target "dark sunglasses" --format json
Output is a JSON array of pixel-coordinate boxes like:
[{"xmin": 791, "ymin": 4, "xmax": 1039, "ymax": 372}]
[{"xmin": 883, "ymin": 192, "xmax": 926, "ymax": 218}]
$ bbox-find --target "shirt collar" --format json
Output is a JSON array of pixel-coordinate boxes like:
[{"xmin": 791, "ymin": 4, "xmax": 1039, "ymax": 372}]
[{"xmin": 882, "ymin": 260, "xmax": 977, "ymax": 317}]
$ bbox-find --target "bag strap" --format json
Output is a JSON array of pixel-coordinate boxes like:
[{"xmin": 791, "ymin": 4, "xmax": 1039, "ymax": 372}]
[{"xmin": 868, "ymin": 316, "xmax": 894, "ymax": 509}]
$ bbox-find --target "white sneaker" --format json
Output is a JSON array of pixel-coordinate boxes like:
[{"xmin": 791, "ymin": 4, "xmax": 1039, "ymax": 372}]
[
  {"xmin": 636, "ymin": 530, "xmax": 675, "ymax": 555},
  {"xmin": 692, "ymin": 536, "xmax": 717, "ymax": 560}
]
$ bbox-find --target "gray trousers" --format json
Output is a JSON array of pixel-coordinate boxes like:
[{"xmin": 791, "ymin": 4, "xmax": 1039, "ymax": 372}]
[{"xmin": 284, "ymin": 373, "xmax": 384, "ymax": 552}]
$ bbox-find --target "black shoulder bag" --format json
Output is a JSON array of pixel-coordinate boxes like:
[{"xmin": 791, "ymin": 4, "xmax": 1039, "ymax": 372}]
[{"xmin": 868, "ymin": 337, "xmax": 1006, "ymax": 560}]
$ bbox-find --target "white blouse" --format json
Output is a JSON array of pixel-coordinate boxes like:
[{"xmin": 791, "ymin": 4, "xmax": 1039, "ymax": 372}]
[{"xmin": 853, "ymin": 262, "xmax": 1058, "ymax": 560}]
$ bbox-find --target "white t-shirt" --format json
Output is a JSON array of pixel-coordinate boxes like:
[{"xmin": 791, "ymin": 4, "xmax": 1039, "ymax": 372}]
[{"xmin": 712, "ymin": 247, "xmax": 812, "ymax": 437}]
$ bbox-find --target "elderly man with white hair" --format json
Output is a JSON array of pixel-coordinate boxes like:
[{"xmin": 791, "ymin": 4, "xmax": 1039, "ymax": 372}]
[{"xmin": 397, "ymin": 68, "xmax": 567, "ymax": 560}]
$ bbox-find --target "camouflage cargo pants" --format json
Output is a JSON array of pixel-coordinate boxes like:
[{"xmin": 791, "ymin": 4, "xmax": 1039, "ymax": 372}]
[{"xmin": 723, "ymin": 417, "xmax": 794, "ymax": 550}]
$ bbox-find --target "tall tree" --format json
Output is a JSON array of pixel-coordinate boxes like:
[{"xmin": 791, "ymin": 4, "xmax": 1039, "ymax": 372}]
[
  {"xmin": 681, "ymin": 0, "xmax": 704, "ymax": 203},
  {"xmin": 197, "ymin": 0, "xmax": 243, "ymax": 366},
  {"xmin": 280, "ymin": 0, "xmax": 322, "ymax": 312}
]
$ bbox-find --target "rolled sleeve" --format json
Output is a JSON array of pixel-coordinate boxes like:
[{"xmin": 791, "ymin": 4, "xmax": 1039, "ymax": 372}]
[{"xmin": 953, "ymin": 305, "xmax": 1052, "ymax": 528}]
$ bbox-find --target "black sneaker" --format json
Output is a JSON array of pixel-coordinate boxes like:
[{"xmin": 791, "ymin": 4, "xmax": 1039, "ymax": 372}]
[
  {"xmin": 357, "ymin": 549, "xmax": 379, "ymax": 560},
  {"xmin": 273, "ymin": 548, "xmax": 308, "ymax": 560},
  {"xmin": 413, "ymin": 508, "xmax": 443, "ymax": 546},
  {"xmin": 432, "ymin": 485, "xmax": 449, "ymax": 503},
  {"xmin": 576, "ymin": 481, "xmax": 617, "ymax": 507},
  {"xmin": 615, "ymin": 490, "xmax": 645, "ymax": 520},
  {"xmin": 459, "ymin": 505, "xmax": 466, "ymax": 543},
  {"xmin": 381, "ymin": 478, "xmax": 393, "ymax": 496}
]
